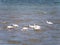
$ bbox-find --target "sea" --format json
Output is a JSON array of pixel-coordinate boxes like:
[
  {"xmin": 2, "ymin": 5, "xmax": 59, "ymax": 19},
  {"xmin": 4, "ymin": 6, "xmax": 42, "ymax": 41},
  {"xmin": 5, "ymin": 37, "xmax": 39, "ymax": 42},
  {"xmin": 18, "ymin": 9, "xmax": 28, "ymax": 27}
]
[{"xmin": 0, "ymin": 0, "xmax": 60, "ymax": 45}]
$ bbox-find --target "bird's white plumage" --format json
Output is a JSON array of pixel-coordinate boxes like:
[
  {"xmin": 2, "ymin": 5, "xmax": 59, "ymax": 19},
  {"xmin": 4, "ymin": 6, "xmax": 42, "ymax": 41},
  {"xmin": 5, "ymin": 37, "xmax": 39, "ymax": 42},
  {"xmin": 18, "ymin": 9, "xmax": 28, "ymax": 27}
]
[
  {"xmin": 34, "ymin": 25, "xmax": 41, "ymax": 29},
  {"xmin": 12, "ymin": 24, "xmax": 19, "ymax": 27},
  {"xmin": 22, "ymin": 27, "xmax": 28, "ymax": 30},
  {"xmin": 21, "ymin": 27, "xmax": 29, "ymax": 31},
  {"xmin": 29, "ymin": 24, "xmax": 34, "ymax": 28},
  {"xmin": 29, "ymin": 24, "xmax": 41, "ymax": 30},
  {"xmin": 34, "ymin": 24, "xmax": 41, "ymax": 30},
  {"xmin": 46, "ymin": 21, "xmax": 53, "ymax": 24},
  {"xmin": 7, "ymin": 24, "xmax": 19, "ymax": 29},
  {"xmin": 7, "ymin": 26, "xmax": 14, "ymax": 29}
]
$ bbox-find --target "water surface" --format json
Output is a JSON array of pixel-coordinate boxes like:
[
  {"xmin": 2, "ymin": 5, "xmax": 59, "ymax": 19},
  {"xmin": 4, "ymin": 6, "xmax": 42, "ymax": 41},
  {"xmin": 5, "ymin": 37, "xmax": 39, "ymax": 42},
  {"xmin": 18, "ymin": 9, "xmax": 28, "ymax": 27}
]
[{"xmin": 0, "ymin": 0, "xmax": 60, "ymax": 45}]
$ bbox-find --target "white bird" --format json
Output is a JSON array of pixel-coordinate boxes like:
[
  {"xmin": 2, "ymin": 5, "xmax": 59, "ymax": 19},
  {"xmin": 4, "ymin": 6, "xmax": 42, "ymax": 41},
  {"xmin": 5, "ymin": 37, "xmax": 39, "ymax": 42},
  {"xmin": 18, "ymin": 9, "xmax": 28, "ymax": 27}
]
[
  {"xmin": 46, "ymin": 21, "xmax": 53, "ymax": 24},
  {"xmin": 21, "ymin": 27, "xmax": 29, "ymax": 31},
  {"xmin": 7, "ymin": 26, "xmax": 14, "ymax": 29},
  {"xmin": 7, "ymin": 24, "xmax": 19, "ymax": 29},
  {"xmin": 29, "ymin": 24, "xmax": 35, "ymax": 28},
  {"xmin": 34, "ymin": 25, "xmax": 41, "ymax": 30},
  {"xmin": 33, "ymin": 24, "xmax": 41, "ymax": 30},
  {"xmin": 12, "ymin": 24, "xmax": 19, "ymax": 27},
  {"xmin": 29, "ymin": 24, "xmax": 41, "ymax": 30}
]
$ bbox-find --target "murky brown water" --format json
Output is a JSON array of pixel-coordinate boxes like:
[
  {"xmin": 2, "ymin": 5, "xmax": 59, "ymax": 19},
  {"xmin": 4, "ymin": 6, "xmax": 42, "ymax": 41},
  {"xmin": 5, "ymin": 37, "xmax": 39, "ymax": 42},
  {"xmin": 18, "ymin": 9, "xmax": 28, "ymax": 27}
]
[{"xmin": 0, "ymin": 4, "xmax": 60, "ymax": 45}]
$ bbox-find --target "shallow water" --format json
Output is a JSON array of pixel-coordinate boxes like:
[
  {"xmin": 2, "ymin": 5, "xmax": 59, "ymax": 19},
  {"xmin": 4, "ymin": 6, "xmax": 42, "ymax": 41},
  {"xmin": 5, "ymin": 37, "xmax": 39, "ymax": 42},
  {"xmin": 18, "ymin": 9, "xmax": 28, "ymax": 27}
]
[{"xmin": 0, "ymin": 3, "xmax": 60, "ymax": 45}]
